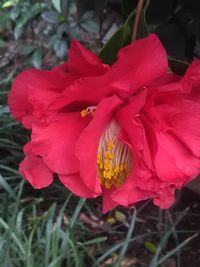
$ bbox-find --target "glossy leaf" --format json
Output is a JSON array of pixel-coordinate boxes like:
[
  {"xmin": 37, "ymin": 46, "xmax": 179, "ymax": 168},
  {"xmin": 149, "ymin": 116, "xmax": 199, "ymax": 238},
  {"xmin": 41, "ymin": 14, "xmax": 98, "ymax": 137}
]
[
  {"xmin": 42, "ymin": 11, "xmax": 60, "ymax": 24},
  {"xmin": 168, "ymin": 58, "xmax": 189, "ymax": 75},
  {"xmin": 2, "ymin": 1, "xmax": 14, "ymax": 8},
  {"xmin": 32, "ymin": 49, "xmax": 42, "ymax": 69},
  {"xmin": 60, "ymin": 0, "xmax": 69, "ymax": 18},
  {"xmin": 99, "ymin": 0, "xmax": 150, "ymax": 65},
  {"xmin": 14, "ymin": 26, "xmax": 23, "ymax": 40},
  {"xmin": 52, "ymin": 0, "xmax": 61, "ymax": 13},
  {"xmin": 20, "ymin": 45, "xmax": 37, "ymax": 55}
]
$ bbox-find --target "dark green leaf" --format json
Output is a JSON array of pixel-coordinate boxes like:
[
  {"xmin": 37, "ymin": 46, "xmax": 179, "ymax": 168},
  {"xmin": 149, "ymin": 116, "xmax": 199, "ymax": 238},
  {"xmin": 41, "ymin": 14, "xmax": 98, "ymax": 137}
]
[
  {"xmin": 30, "ymin": 3, "xmax": 47, "ymax": 17},
  {"xmin": 20, "ymin": 44, "xmax": 37, "ymax": 55},
  {"xmin": 99, "ymin": 10, "xmax": 134, "ymax": 65},
  {"xmin": 168, "ymin": 58, "xmax": 189, "ymax": 75},
  {"xmin": 81, "ymin": 10, "xmax": 95, "ymax": 21},
  {"xmin": 99, "ymin": 0, "xmax": 150, "ymax": 65},
  {"xmin": 15, "ymin": 14, "xmax": 28, "ymax": 28},
  {"xmin": 32, "ymin": 49, "xmax": 42, "ymax": 69},
  {"xmin": 60, "ymin": 0, "xmax": 69, "ymax": 18},
  {"xmin": 10, "ymin": 6, "xmax": 20, "ymax": 20},
  {"xmin": 14, "ymin": 26, "xmax": 24, "ymax": 40},
  {"xmin": 54, "ymin": 39, "xmax": 68, "ymax": 58},
  {"xmin": 42, "ymin": 11, "xmax": 60, "ymax": 24},
  {"xmin": 80, "ymin": 20, "xmax": 99, "ymax": 33}
]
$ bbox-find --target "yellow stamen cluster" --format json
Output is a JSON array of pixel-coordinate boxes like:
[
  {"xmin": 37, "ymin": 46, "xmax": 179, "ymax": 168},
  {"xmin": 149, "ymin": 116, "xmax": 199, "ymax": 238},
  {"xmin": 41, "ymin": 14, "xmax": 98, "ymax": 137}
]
[
  {"xmin": 80, "ymin": 106, "xmax": 96, "ymax": 118},
  {"xmin": 97, "ymin": 138, "xmax": 132, "ymax": 190}
]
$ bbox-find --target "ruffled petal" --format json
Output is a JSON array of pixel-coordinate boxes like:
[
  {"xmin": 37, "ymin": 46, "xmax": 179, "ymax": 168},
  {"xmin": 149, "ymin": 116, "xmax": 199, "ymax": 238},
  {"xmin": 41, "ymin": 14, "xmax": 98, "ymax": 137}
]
[
  {"xmin": 47, "ymin": 34, "xmax": 168, "ymax": 116},
  {"xmin": 59, "ymin": 173, "xmax": 98, "ymax": 198},
  {"xmin": 8, "ymin": 71, "xmax": 34, "ymax": 129},
  {"xmin": 67, "ymin": 39, "xmax": 109, "ymax": 77},
  {"xmin": 19, "ymin": 143, "xmax": 53, "ymax": 188},
  {"xmin": 31, "ymin": 112, "xmax": 91, "ymax": 175},
  {"xmin": 8, "ymin": 69, "xmax": 75, "ymax": 128},
  {"xmin": 144, "ymin": 87, "xmax": 200, "ymax": 182},
  {"xmin": 27, "ymin": 72, "xmax": 75, "ymax": 119},
  {"xmin": 75, "ymin": 95, "xmax": 123, "ymax": 194},
  {"xmin": 112, "ymin": 182, "xmax": 153, "ymax": 207},
  {"xmin": 116, "ymin": 89, "xmax": 153, "ymax": 168},
  {"xmin": 153, "ymin": 186, "xmax": 175, "ymax": 209},
  {"xmin": 113, "ymin": 33, "xmax": 168, "ymax": 94},
  {"xmin": 181, "ymin": 60, "xmax": 200, "ymax": 93},
  {"xmin": 154, "ymin": 131, "xmax": 200, "ymax": 182}
]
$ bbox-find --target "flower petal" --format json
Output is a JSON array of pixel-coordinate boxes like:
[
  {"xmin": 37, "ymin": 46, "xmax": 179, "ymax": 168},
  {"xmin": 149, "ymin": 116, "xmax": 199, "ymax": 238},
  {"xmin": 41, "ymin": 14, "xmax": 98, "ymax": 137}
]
[
  {"xmin": 32, "ymin": 112, "xmax": 91, "ymax": 175},
  {"xmin": 116, "ymin": 89, "xmax": 153, "ymax": 168},
  {"xmin": 102, "ymin": 188, "xmax": 119, "ymax": 213},
  {"xmin": 144, "ymin": 87, "xmax": 200, "ymax": 182},
  {"xmin": 59, "ymin": 173, "xmax": 98, "ymax": 198},
  {"xmin": 19, "ymin": 143, "xmax": 53, "ymax": 188},
  {"xmin": 67, "ymin": 39, "xmax": 109, "ymax": 77},
  {"xmin": 154, "ymin": 131, "xmax": 200, "ymax": 182},
  {"xmin": 8, "ymin": 69, "xmax": 75, "ymax": 128},
  {"xmin": 181, "ymin": 60, "xmax": 200, "ymax": 93},
  {"xmin": 75, "ymin": 95, "xmax": 123, "ymax": 194},
  {"xmin": 47, "ymin": 34, "xmax": 168, "ymax": 116},
  {"xmin": 153, "ymin": 187, "xmax": 175, "ymax": 209},
  {"xmin": 114, "ymin": 34, "xmax": 168, "ymax": 94},
  {"xmin": 8, "ymin": 70, "xmax": 34, "ymax": 129}
]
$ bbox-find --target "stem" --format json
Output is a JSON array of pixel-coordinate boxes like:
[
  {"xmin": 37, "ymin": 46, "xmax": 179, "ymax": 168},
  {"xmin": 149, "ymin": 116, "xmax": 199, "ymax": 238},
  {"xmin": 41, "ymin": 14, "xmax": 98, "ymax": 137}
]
[{"xmin": 131, "ymin": 0, "xmax": 145, "ymax": 41}]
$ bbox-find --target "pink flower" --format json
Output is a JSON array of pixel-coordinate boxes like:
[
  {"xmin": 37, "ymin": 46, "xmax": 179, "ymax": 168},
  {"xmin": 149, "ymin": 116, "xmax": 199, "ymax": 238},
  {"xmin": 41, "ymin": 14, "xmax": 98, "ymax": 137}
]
[{"xmin": 8, "ymin": 34, "xmax": 200, "ymax": 212}]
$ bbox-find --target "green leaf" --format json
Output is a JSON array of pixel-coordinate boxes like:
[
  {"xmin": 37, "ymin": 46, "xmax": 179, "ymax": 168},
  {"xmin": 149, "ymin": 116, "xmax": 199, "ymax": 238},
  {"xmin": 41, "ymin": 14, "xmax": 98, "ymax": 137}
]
[
  {"xmin": 80, "ymin": 20, "xmax": 99, "ymax": 33},
  {"xmin": 52, "ymin": 0, "xmax": 61, "ymax": 12},
  {"xmin": 20, "ymin": 44, "xmax": 37, "ymax": 55},
  {"xmin": 0, "ymin": 175, "xmax": 16, "ymax": 200},
  {"xmin": 114, "ymin": 210, "xmax": 126, "ymax": 222},
  {"xmin": 32, "ymin": 49, "xmax": 42, "ymax": 69},
  {"xmin": 54, "ymin": 39, "xmax": 67, "ymax": 59},
  {"xmin": 14, "ymin": 26, "xmax": 23, "ymax": 40},
  {"xmin": 168, "ymin": 58, "xmax": 189, "ymax": 76},
  {"xmin": 115, "ymin": 208, "xmax": 136, "ymax": 267},
  {"xmin": 2, "ymin": 1, "xmax": 14, "ymax": 8},
  {"xmin": 99, "ymin": 0, "xmax": 150, "ymax": 65},
  {"xmin": 99, "ymin": 25, "xmax": 131, "ymax": 65},
  {"xmin": 60, "ymin": 0, "xmax": 69, "ymax": 18},
  {"xmin": 145, "ymin": 241, "xmax": 157, "ymax": 253},
  {"xmin": 42, "ymin": 11, "xmax": 60, "ymax": 24},
  {"xmin": 10, "ymin": 6, "xmax": 20, "ymax": 20}
]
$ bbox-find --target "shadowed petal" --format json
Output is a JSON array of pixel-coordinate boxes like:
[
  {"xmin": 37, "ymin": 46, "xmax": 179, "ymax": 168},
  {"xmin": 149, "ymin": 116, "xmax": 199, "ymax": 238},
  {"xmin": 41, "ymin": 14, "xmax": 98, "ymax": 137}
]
[
  {"xmin": 59, "ymin": 173, "xmax": 98, "ymax": 198},
  {"xmin": 19, "ymin": 143, "xmax": 53, "ymax": 188}
]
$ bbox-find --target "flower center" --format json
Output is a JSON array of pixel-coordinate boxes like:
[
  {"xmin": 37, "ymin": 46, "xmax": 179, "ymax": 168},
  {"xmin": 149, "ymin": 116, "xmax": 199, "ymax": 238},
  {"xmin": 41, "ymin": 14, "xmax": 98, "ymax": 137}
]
[{"xmin": 97, "ymin": 120, "xmax": 132, "ymax": 189}]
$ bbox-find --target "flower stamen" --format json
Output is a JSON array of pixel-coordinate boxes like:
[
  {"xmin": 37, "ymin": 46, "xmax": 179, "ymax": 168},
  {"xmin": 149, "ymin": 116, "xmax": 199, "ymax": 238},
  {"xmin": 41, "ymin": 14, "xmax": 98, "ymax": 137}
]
[
  {"xmin": 97, "ymin": 120, "xmax": 132, "ymax": 189},
  {"xmin": 80, "ymin": 106, "xmax": 96, "ymax": 117}
]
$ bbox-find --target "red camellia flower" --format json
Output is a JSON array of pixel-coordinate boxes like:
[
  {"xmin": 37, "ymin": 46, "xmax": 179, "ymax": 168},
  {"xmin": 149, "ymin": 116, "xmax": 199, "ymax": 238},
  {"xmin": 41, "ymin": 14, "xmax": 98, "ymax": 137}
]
[{"xmin": 8, "ymin": 34, "xmax": 200, "ymax": 212}]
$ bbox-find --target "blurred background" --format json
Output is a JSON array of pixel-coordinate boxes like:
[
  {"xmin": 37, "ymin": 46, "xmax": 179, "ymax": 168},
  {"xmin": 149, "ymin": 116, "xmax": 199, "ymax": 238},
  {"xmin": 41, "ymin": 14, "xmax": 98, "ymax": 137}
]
[{"xmin": 0, "ymin": 0, "xmax": 200, "ymax": 266}]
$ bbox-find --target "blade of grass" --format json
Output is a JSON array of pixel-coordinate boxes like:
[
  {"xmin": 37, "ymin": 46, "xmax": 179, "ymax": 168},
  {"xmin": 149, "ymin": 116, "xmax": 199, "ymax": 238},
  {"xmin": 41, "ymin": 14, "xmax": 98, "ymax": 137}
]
[
  {"xmin": 149, "ymin": 207, "xmax": 189, "ymax": 267},
  {"xmin": 114, "ymin": 207, "xmax": 136, "ymax": 267},
  {"xmin": 0, "ymin": 174, "xmax": 16, "ymax": 200},
  {"xmin": 157, "ymin": 233, "xmax": 198, "ymax": 265}
]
